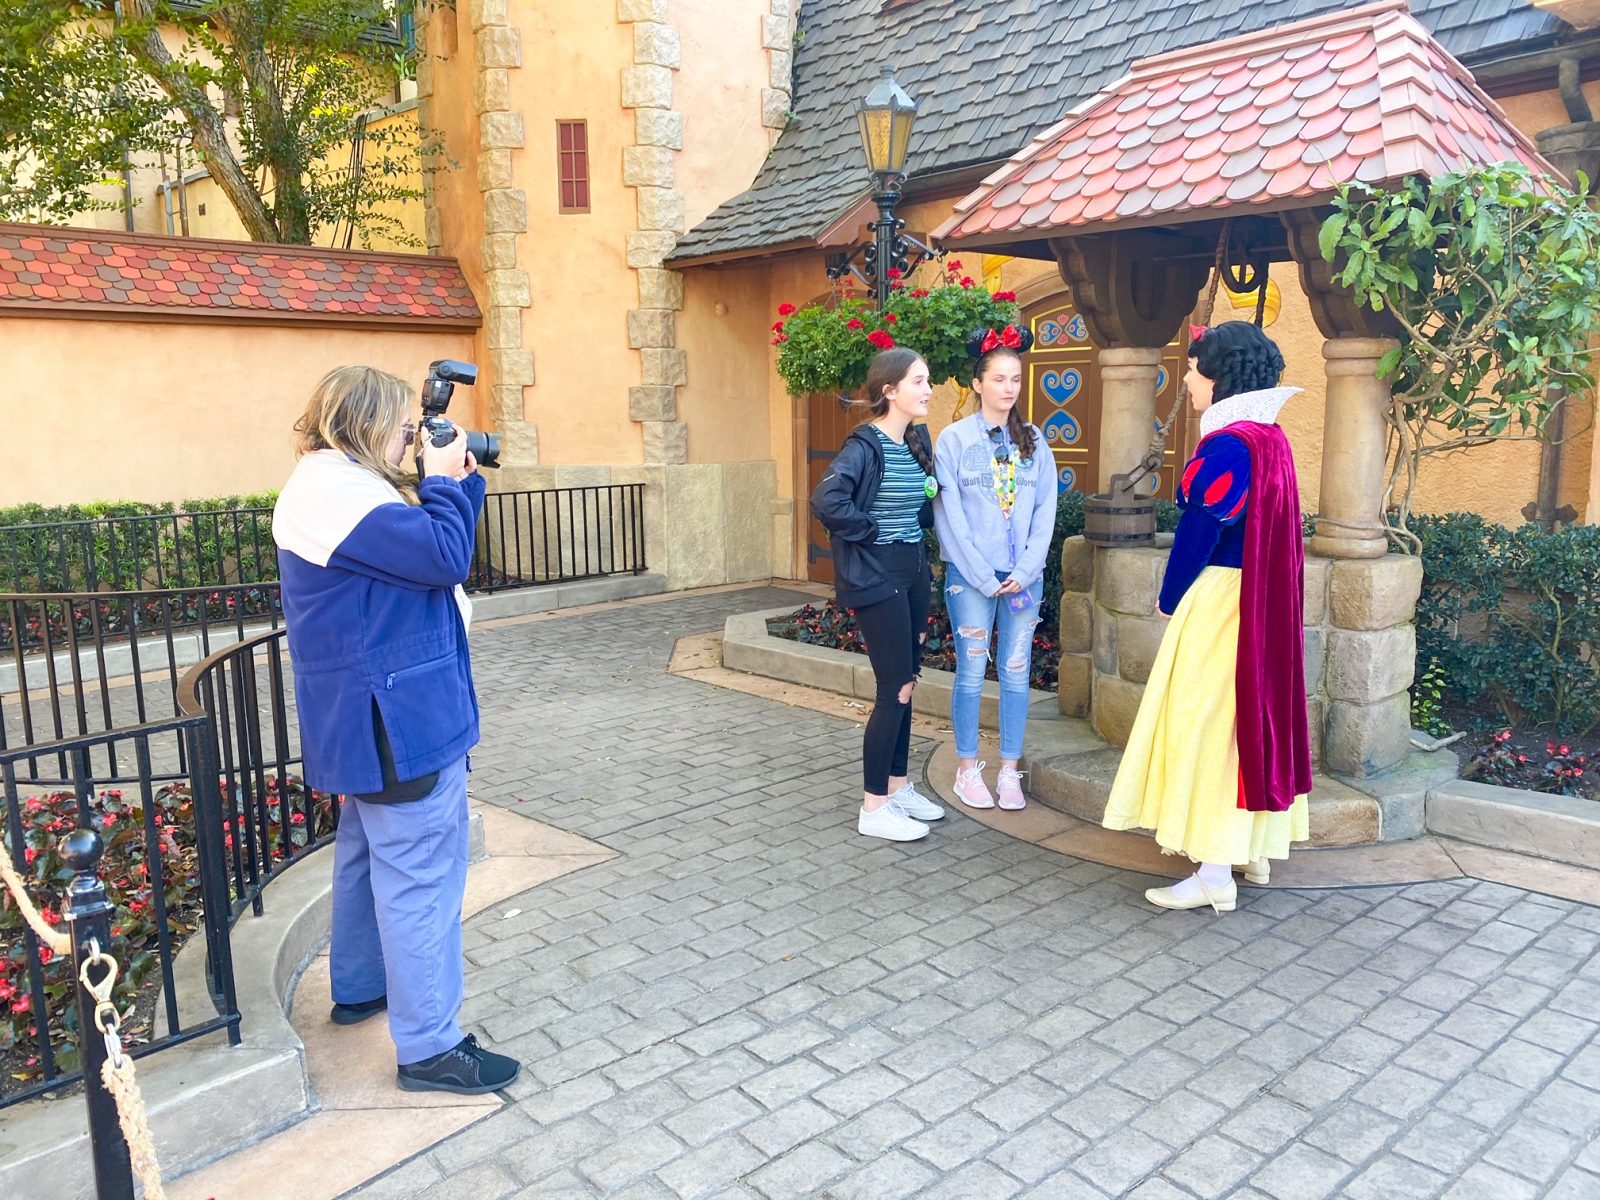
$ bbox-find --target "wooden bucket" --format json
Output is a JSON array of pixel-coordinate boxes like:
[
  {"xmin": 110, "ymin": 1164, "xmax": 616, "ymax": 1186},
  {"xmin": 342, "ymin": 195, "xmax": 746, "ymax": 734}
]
[{"xmin": 1084, "ymin": 470, "xmax": 1158, "ymax": 546}]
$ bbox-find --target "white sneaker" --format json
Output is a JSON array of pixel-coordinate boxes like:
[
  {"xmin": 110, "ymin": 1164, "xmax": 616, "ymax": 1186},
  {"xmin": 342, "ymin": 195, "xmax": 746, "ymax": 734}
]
[
  {"xmin": 892, "ymin": 781, "xmax": 945, "ymax": 821},
  {"xmin": 954, "ymin": 761, "xmax": 995, "ymax": 809},
  {"xmin": 859, "ymin": 802, "xmax": 929, "ymax": 842},
  {"xmin": 996, "ymin": 766, "xmax": 1027, "ymax": 811}
]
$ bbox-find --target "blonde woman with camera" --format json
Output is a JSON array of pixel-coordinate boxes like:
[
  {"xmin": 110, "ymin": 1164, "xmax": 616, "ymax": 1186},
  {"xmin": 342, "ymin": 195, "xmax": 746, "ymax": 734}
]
[{"xmin": 273, "ymin": 365, "xmax": 519, "ymax": 1094}]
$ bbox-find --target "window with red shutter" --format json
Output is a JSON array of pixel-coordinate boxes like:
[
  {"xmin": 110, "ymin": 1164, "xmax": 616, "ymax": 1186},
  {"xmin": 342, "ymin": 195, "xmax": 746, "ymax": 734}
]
[{"xmin": 557, "ymin": 120, "xmax": 590, "ymax": 214}]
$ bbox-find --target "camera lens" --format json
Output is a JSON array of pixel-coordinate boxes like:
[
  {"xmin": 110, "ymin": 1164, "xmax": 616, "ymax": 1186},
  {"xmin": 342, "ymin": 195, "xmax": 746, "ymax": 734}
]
[{"xmin": 466, "ymin": 430, "xmax": 501, "ymax": 469}]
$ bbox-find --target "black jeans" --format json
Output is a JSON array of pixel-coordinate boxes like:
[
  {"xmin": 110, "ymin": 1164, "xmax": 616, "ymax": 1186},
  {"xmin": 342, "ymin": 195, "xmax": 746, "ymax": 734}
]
[{"xmin": 852, "ymin": 541, "xmax": 931, "ymax": 795}]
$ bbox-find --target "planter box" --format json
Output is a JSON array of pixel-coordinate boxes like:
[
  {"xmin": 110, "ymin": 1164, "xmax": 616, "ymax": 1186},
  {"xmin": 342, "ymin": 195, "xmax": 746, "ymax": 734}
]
[{"xmin": 724, "ymin": 607, "xmax": 1056, "ymax": 731}]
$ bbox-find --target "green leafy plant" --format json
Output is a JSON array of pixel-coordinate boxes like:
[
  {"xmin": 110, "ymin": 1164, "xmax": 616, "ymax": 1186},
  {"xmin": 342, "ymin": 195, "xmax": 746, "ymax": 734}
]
[
  {"xmin": 1, "ymin": 1, "xmax": 428, "ymax": 245},
  {"xmin": 772, "ymin": 259, "xmax": 1022, "ymax": 398},
  {"xmin": 1411, "ymin": 657, "xmax": 1452, "ymax": 739},
  {"xmin": 1320, "ymin": 164, "xmax": 1600, "ymax": 551},
  {"xmin": 1414, "ymin": 513, "xmax": 1600, "ymax": 736}
]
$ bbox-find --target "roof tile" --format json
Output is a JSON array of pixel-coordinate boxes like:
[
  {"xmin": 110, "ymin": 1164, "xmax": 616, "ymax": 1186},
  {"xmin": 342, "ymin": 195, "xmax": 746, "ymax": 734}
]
[
  {"xmin": 936, "ymin": 0, "xmax": 1554, "ymax": 243},
  {"xmin": 674, "ymin": 0, "xmax": 1566, "ymax": 262},
  {"xmin": 0, "ymin": 225, "xmax": 481, "ymax": 326}
]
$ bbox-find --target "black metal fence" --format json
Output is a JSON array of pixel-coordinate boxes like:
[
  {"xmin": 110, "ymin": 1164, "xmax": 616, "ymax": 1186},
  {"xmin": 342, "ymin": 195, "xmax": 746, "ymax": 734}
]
[
  {"xmin": 1, "ymin": 718, "xmax": 241, "ymax": 1108},
  {"xmin": 176, "ymin": 629, "xmax": 335, "ymax": 919},
  {"xmin": 1, "ymin": 585, "xmax": 284, "ymax": 786},
  {"xmin": 1, "ymin": 484, "xmax": 649, "ymax": 601}
]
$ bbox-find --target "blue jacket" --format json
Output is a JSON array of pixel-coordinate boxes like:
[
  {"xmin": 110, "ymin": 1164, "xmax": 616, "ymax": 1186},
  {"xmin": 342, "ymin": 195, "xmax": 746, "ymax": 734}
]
[
  {"xmin": 932, "ymin": 414, "xmax": 1057, "ymax": 597},
  {"xmin": 273, "ymin": 451, "xmax": 487, "ymax": 795}
]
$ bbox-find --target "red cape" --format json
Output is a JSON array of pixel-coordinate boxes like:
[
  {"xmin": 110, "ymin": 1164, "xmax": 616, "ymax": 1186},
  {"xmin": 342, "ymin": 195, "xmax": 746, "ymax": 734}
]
[{"xmin": 1199, "ymin": 422, "xmax": 1313, "ymax": 813}]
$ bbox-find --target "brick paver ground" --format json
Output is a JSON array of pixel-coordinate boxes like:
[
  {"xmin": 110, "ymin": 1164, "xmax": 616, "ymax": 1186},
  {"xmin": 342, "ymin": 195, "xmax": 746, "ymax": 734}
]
[{"xmin": 349, "ymin": 588, "xmax": 1600, "ymax": 1200}]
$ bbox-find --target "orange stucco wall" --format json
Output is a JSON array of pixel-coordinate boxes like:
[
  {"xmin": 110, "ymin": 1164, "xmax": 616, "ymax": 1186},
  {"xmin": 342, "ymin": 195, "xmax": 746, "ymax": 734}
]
[{"xmin": 3, "ymin": 317, "xmax": 475, "ymax": 506}]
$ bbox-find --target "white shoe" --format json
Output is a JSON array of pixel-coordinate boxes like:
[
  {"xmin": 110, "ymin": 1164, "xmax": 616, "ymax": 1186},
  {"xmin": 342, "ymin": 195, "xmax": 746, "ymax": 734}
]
[
  {"xmin": 1145, "ymin": 875, "xmax": 1236, "ymax": 913},
  {"xmin": 859, "ymin": 802, "xmax": 929, "ymax": 842},
  {"xmin": 892, "ymin": 781, "xmax": 945, "ymax": 821},
  {"xmin": 954, "ymin": 761, "xmax": 995, "ymax": 809},
  {"xmin": 1240, "ymin": 857, "xmax": 1270, "ymax": 886}
]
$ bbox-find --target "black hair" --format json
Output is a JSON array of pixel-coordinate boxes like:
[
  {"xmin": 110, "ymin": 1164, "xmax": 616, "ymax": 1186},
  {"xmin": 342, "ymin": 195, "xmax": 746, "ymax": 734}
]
[{"xmin": 1189, "ymin": 321, "xmax": 1285, "ymax": 403}]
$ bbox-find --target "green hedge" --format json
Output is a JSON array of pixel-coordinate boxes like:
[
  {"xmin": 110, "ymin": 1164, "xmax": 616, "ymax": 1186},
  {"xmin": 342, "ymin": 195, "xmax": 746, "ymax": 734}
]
[
  {"xmin": 1414, "ymin": 513, "xmax": 1600, "ymax": 737},
  {"xmin": 0, "ymin": 493, "xmax": 278, "ymax": 593}
]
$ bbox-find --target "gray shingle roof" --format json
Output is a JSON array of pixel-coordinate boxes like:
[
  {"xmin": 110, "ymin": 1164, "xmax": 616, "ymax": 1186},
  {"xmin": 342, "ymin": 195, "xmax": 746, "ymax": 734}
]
[{"xmin": 672, "ymin": 0, "xmax": 1565, "ymax": 263}]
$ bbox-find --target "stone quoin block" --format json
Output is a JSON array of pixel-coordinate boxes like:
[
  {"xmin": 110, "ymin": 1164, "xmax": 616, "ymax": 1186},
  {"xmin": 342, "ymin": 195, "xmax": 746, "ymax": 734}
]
[
  {"xmin": 1057, "ymin": 653, "xmax": 1091, "ymax": 717},
  {"xmin": 1092, "ymin": 673, "xmax": 1145, "ymax": 748},
  {"xmin": 641, "ymin": 348, "xmax": 688, "ymax": 387},
  {"xmin": 1057, "ymin": 593, "xmax": 1092, "ymax": 655},
  {"xmin": 636, "ymin": 109, "xmax": 685, "ymax": 150},
  {"xmin": 1324, "ymin": 693, "xmax": 1411, "ymax": 778},
  {"xmin": 629, "ymin": 386, "xmax": 677, "ymax": 423},
  {"xmin": 1060, "ymin": 536, "xmax": 1094, "ymax": 593},
  {"xmin": 623, "ymin": 145, "xmax": 676, "ymax": 188},
  {"xmin": 477, "ymin": 26, "xmax": 522, "ymax": 69},
  {"xmin": 1325, "ymin": 626, "xmax": 1416, "ymax": 705},
  {"xmin": 482, "ymin": 188, "xmax": 527, "ymax": 234},
  {"xmin": 633, "ymin": 22, "xmax": 681, "ymax": 68},
  {"xmin": 484, "ymin": 269, "xmax": 531, "ymax": 309},
  {"xmin": 1115, "ymin": 615, "xmax": 1166, "ymax": 686},
  {"xmin": 473, "ymin": 68, "xmax": 510, "ymax": 114},
  {"xmin": 622, "ymin": 65, "xmax": 674, "ymax": 109},
  {"xmin": 626, "ymin": 230, "xmax": 679, "ymax": 268},
  {"xmin": 1330, "ymin": 554, "xmax": 1424, "ymax": 631},
  {"xmin": 627, "ymin": 308, "xmax": 676, "ymax": 349},
  {"xmin": 637, "ymin": 268, "xmax": 684, "ymax": 310},
  {"xmin": 479, "ymin": 111, "xmax": 525, "ymax": 150},
  {"xmin": 644, "ymin": 420, "xmax": 689, "ymax": 465},
  {"xmin": 636, "ymin": 187, "xmax": 686, "ymax": 234}
]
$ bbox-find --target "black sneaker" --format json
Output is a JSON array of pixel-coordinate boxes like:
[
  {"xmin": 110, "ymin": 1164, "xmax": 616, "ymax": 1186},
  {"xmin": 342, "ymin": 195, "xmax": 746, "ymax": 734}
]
[
  {"xmin": 397, "ymin": 1034, "xmax": 521, "ymax": 1095},
  {"xmin": 330, "ymin": 996, "xmax": 387, "ymax": 1025}
]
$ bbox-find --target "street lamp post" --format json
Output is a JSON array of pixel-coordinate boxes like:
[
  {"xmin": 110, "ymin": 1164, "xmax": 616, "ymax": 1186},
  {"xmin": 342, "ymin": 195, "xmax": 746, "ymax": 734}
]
[{"xmin": 830, "ymin": 66, "xmax": 920, "ymax": 309}]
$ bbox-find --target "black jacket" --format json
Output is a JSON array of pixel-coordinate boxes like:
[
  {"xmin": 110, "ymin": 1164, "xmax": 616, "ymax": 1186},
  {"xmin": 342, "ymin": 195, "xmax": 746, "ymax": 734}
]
[{"xmin": 810, "ymin": 423, "xmax": 933, "ymax": 608}]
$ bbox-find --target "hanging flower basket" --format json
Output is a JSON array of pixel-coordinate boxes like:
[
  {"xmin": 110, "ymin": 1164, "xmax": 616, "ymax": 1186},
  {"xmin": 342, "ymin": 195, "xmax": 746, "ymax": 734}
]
[{"xmin": 771, "ymin": 261, "xmax": 1022, "ymax": 398}]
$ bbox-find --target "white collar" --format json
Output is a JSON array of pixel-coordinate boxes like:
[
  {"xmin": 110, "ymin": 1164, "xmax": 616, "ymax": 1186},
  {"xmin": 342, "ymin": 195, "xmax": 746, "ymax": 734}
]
[{"xmin": 1200, "ymin": 386, "xmax": 1302, "ymax": 437}]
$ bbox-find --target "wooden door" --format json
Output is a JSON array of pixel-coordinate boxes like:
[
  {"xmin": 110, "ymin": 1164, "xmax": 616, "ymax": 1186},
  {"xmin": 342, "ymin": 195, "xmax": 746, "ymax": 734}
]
[
  {"xmin": 1023, "ymin": 295, "xmax": 1190, "ymax": 498},
  {"xmin": 805, "ymin": 391, "xmax": 856, "ymax": 583}
]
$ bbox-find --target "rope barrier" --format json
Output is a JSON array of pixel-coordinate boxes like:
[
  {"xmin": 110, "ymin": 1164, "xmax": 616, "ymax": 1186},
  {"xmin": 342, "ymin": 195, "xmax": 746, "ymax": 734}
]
[{"xmin": 81, "ymin": 938, "xmax": 166, "ymax": 1199}]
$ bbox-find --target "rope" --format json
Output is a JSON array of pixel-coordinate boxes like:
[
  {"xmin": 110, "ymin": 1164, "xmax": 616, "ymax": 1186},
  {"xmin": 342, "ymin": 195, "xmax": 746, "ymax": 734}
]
[
  {"xmin": 102, "ymin": 1054, "xmax": 166, "ymax": 1200},
  {"xmin": 0, "ymin": 852, "xmax": 70, "ymax": 955},
  {"xmin": 80, "ymin": 940, "xmax": 167, "ymax": 1198}
]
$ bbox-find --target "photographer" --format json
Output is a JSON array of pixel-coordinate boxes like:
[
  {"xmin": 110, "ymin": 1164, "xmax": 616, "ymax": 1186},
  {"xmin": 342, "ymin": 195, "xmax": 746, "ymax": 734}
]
[{"xmin": 272, "ymin": 365, "xmax": 519, "ymax": 1095}]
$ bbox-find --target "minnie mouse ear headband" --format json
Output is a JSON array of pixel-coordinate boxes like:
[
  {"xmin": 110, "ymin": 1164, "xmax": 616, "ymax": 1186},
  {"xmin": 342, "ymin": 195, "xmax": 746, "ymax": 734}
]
[{"xmin": 965, "ymin": 324, "xmax": 1035, "ymax": 359}]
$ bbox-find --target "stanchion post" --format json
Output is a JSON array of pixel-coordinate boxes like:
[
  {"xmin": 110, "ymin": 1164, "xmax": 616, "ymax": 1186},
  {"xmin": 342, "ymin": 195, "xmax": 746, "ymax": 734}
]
[{"xmin": 62, "ymin": 829, "xmax": 136, "ymax": 1200}]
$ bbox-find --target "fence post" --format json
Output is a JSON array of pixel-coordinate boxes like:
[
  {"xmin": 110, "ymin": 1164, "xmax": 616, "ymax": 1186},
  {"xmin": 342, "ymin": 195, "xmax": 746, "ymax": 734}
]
[{"xmin": 61, "ymin": 829, "xmax": 137, "ymax": 1200}]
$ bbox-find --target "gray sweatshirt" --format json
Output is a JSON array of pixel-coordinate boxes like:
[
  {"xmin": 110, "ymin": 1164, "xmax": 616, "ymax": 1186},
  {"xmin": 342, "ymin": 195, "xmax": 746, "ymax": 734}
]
[{"xmin": 933, "ymin": 413, "xmax": 1059, "ymax": 597}]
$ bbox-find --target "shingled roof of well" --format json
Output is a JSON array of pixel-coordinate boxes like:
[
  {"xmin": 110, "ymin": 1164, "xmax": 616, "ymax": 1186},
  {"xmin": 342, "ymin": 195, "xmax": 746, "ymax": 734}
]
[
  {"xmin": 0, "ymin": 225, "xmax": 480, "ymax": 327},
  {"xmin": 936, "ymin": 0, "xmax": 1552, "ymax": 243},
  {"xmin": 672, "ymin": 0, "xmax": 1566, "ymax": 263}
]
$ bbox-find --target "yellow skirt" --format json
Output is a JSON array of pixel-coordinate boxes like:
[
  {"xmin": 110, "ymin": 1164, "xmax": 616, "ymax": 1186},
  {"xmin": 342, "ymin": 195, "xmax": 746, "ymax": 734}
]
[{"xmin": 1102, "ymin": 565, "xmax": 1309, "ymax": 865}]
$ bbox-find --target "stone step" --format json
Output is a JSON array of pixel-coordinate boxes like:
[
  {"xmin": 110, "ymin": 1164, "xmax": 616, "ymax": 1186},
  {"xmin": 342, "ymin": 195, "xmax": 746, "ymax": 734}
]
[{"xmin": 1023, "ymin": 711, "xmax": 1385, "ymax": 848}]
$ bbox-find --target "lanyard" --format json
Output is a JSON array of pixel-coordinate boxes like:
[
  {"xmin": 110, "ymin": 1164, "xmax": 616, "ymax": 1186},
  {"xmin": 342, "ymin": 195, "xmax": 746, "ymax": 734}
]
[{"xmin": 989, "ymin": 423, "xmax": 1019, "ymax": 568}]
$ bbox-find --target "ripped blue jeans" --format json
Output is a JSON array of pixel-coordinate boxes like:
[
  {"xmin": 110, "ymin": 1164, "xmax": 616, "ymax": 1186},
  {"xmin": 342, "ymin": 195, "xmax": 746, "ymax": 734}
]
[{"xmin": 944, "ymin": 563, "xmax": 1039, "ymax": 761}]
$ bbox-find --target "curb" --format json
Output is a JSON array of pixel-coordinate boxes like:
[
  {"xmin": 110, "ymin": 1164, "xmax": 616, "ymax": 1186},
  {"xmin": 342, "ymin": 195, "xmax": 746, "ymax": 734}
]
[{"xmin": 0, "ymin": 812, "xmax": 484, "ymax": 1200}]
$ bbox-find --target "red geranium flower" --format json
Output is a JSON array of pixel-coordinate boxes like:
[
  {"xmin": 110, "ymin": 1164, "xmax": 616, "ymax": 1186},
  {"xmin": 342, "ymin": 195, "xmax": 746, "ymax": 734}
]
[
  {"xmin": 771, "ymin": 320, "xmax": 785, "ymax": 333},
  {"xmin": 846, "ymin": 317, "xmax": 864, "ymax": 329},
  {"xmin": 992, "ymin": 290, "xmax": 1016, "ymax": 302},
  {"xmin": 959, "ymin": 277, "xmax": 976, "ymax": 289},
  {"xmin": 886, "ymin": 268, "xmax": 902, "ymax": 280},
  {"xmin": 909, "ymin": 288, "xmax": 929, "ymax": 298},
  {"xmin": 884, "ymin": 313, "xmax": 898, "ymax": 323},
  {"xmin": 948, "ymin": 259, "xmax": 963, "ymax": 270},
  {"xmin": 867, "ymin": 330, "xmax": 895, "ymax": 349},
  {"xmin": 777, "ymin": 302, "xmax": 797, "ymax": 316},
  {"xmin": 771, "ymin": 333, "xmax": 788, "ymax": 345}
]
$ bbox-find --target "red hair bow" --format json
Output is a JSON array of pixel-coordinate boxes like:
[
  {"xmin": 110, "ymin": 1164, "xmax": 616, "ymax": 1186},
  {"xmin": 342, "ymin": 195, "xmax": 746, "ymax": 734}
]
[
  {"xmin": 980, "ymin": 325, "xmax": 1024, "ymax": 353},
  {"xmin": 1189, "ymin": 324, "xmax": 1209, "ymax": 342}
]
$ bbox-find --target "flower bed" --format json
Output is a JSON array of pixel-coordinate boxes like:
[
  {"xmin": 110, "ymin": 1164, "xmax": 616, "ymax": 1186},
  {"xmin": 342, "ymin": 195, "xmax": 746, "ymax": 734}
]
[{"xmin": 2, "ymin": 778, "xmax": 335, "ymax": 1083}]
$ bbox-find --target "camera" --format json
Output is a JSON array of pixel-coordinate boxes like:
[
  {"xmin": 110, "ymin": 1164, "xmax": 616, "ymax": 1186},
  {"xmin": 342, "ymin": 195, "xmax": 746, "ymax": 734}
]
[{"xmin": 419, "ymin": 359, "xmax": 501, "ymax": 470}]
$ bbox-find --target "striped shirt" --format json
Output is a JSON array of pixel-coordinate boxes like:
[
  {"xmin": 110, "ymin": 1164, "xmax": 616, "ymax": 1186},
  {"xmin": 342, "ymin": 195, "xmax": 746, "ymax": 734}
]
[{"xmin": 869, "ymin": 427, "xmax": 926, "ymax": 544}]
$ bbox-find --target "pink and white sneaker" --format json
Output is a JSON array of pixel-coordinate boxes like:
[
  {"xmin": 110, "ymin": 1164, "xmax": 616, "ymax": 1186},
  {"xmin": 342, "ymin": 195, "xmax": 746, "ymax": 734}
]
[
  {"xmin": 954, "ymin": 761, "xmax": 995, "ymax": 809},
  {"xmin": 996, "ymin": 766, "xmax": 1027, "ymax": 811}
]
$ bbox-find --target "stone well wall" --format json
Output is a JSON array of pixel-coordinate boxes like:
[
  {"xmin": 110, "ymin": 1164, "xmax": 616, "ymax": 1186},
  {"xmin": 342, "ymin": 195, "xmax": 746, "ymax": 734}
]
[{"xmin": 1055, "ymin": 536, "xmax": 1423, "ymax": 778}]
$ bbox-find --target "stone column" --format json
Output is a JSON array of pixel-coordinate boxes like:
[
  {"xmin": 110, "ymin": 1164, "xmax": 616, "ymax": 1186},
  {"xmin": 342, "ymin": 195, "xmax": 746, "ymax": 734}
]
[
  {"xmin": 1309, "ymin": 337, "xmax": 1396, "ymax": 560},
  {"xmin": 1096, "ymin": 347, "xmax": 1164, "ymax": 493}
]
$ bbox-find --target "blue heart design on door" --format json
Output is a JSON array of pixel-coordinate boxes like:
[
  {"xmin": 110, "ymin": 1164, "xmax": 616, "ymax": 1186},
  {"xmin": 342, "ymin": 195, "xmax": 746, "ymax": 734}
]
[
  {"xmin": 1040, "ymin": 368, "xmax": 1081, "ymax": 407},
  {"xmin": 1041, "ymin": 409, "xmax": 1081, "ymax": 446}
]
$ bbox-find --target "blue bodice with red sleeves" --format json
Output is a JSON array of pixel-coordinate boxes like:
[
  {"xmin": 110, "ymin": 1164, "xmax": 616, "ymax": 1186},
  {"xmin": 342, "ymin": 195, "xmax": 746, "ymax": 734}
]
[{"xmin": 1158, "ymin": 432, "xmax": 1251, "ymax": 615}]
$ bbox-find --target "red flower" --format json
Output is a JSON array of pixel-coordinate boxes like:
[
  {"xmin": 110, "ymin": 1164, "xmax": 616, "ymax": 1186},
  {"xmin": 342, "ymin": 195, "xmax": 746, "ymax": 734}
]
[
  {"xmin": 771, "ymin": 333, "xmax": 788, "ymax": 345},
  {"xmin": 23, "ymin": 847, "xmax": 36, "ymax": 864},
  {"xmin": 867, "ymin": 330, "xmax": 896, "ymax": 349},
  {"xmin": 886, "ymin": 268, "xmax": 902, "ymax": 280},
  {"xmin": 959, "ymin": 277, "xmax": 976, "ymax": 289},
  {"xmin": 846, "ymin": 317, "xmax": 864, "ymax": 329},
  {"xmin": 777, "ymin": 302, "xmax": 797, "ymax": 316},
  {"xmin": 38, "ymin": 946, "xmax": 52, "ymax": 966},
  {"xmin": 948, "ymin": 259, "xmax": 963, "ymax": 270},
  {"xmin": 992, "ymin": 290, "xmax": 1016, "ymax": 303},
  {"xmin": 11, "ymin": 995, "xmax": 30, "ymax": 1014},
  {"xmin": 909, "ymin": 288, "xmax": 929, "ymax": 298},
  {"xmin": 884, "ymin": 313, "xmax": 898, "ymax": 323},
  {"xmin": 771, "ymin": 320, "xmax": 785, "ymax": 333}
]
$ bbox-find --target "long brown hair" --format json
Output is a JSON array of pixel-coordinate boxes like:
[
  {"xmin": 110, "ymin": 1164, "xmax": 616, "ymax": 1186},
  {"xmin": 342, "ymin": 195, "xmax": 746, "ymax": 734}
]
[
  {"xmin": 859, "ymin": 347, "xmax": 934, "ymax": 473},
  {"xmin": 971, "ymin": 347, "xmax": 1039, "ymax": 461}
]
